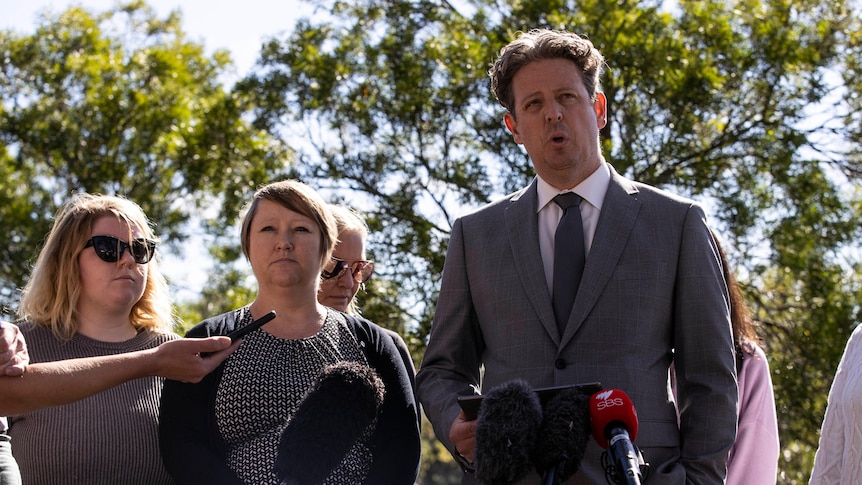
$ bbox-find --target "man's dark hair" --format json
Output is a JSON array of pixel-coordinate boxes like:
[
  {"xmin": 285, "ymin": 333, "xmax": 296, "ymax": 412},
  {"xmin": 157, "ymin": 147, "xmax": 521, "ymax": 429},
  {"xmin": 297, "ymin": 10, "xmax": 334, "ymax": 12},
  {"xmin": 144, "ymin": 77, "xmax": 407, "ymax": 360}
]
[{"xmin": 489, "ymin": 29, "xmax": 605, "ymax": 114}]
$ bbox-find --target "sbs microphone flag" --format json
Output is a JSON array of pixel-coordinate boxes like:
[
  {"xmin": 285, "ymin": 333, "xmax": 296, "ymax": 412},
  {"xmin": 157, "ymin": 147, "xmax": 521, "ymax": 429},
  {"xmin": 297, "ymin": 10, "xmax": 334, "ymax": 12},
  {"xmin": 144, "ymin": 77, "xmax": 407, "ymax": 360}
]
[{"xmin": 589, "ymin": 389, "xmax": 646, "ymax": 485}]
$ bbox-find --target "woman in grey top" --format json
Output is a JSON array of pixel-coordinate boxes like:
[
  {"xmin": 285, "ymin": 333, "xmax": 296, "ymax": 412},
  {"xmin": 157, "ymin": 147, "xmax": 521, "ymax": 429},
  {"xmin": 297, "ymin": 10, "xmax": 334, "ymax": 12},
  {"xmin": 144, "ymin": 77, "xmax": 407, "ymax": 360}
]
[{"xmin": 9, "ymin": 193, "xmax": 180, "ymax": 485}]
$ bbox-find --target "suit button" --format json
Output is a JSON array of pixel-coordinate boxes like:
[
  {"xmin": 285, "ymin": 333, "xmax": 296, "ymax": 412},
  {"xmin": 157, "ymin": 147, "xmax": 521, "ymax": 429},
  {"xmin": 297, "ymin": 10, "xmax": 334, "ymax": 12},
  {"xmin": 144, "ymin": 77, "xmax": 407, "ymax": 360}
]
[{"xmin": 554, "ymin": 359, "xmax": 566, "ymax": 369}]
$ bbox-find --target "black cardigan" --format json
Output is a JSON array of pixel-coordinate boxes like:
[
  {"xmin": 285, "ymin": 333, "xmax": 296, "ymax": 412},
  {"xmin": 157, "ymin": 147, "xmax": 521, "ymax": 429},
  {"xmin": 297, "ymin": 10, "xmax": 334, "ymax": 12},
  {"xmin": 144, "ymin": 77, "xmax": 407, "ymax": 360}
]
[{"xmin": 158, "ymin": 309, "xmax": 421, "ymax": 484}]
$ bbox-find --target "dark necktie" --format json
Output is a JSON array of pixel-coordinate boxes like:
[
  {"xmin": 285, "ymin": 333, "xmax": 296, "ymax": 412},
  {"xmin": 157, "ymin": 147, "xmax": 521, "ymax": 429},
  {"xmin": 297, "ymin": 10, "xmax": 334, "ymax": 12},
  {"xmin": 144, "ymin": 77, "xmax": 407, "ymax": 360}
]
[{"xmin": 552, "ymin": 192, "xmax": 585, "ymax": 333}]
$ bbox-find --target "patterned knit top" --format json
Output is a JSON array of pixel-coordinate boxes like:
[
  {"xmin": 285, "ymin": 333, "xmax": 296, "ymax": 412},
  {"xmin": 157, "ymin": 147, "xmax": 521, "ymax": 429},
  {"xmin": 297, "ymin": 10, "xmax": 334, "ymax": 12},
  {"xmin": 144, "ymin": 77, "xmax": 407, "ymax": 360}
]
[
  {"xmin": 8, "ymin": 322, "xmax": 177, "ymax": 485},
  {"xmin": 216, "ymin": 306, "xmax": 372, "ymax": 484}
]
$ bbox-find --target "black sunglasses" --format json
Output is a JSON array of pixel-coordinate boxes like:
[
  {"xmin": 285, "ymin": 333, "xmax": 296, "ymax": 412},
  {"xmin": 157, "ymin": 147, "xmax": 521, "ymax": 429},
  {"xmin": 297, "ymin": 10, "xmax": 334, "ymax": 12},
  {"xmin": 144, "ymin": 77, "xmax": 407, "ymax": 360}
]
[
  {"xmin": 321, "ymin": 258, "xmax": 374, "ymax": 283},
  {"xmin": 84, "ymin": 235, "xmax": 157, "ymax": 264}
]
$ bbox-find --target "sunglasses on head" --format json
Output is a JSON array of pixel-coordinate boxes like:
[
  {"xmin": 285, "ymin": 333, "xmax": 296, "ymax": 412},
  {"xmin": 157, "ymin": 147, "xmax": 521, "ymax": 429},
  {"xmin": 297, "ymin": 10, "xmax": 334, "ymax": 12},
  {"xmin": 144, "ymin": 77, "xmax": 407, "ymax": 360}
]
[
  {"xmin": 84, "ymin": 235, "xmax": 157, "ymax": 264},
  {"xmin": 321, "ymin": 258, "xmax": 374, "ymax": 283}
]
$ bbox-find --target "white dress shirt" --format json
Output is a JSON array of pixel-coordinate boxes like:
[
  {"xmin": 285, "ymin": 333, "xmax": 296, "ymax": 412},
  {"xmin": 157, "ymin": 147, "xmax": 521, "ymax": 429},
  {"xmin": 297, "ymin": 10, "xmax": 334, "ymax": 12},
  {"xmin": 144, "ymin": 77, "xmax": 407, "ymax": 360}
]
[{"xmin": 537, "ymin": 162, "xmax": 611, "ymax": 294}]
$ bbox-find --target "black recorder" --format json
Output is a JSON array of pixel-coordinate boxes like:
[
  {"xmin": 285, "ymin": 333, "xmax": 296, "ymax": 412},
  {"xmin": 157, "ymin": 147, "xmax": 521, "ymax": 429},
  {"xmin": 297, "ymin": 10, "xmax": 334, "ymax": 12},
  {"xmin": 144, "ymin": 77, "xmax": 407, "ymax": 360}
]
[
  {"xmin": 201, "ymin": 310, "xmax": 276, "ymax": 357},
  {"xmin": 226, "ymin": 310, "xmax": 277, "ymax": 342}
]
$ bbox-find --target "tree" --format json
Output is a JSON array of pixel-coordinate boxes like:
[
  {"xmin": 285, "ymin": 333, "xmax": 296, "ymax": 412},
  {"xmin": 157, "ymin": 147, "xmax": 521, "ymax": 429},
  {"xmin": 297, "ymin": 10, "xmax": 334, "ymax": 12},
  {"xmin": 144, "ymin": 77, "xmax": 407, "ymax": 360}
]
[
  {"xmin": 0, "ymin": 1, "xmax": 290, "ymax": 311},
  {"xmin": 237, "ymin": 0, "xmax": 862, "ymax": 481}
]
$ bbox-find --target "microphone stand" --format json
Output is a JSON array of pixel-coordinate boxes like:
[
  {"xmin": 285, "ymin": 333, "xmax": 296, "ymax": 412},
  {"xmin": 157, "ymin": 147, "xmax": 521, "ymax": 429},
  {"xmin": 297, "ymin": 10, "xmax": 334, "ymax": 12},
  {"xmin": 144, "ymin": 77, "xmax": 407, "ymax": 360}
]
[{"xmin": 601, "ymin": 445, "xmax": 648, "ymax": 485}]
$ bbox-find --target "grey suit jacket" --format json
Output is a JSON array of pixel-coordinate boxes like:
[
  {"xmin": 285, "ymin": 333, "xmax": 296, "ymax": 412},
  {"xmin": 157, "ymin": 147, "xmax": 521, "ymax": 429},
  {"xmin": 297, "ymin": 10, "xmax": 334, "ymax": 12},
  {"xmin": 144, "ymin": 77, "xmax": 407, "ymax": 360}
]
[{"xmin": 416, "ymin": 165, "xmax": 738, "ymax": 484}]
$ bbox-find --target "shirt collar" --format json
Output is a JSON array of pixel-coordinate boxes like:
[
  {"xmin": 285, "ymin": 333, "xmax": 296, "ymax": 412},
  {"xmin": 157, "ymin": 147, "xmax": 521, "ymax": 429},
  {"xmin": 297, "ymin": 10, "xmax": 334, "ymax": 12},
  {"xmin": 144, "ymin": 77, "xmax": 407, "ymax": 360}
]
[{"xmin": 536, "ymin": 162, "xmax": 611, "ymax": 212}]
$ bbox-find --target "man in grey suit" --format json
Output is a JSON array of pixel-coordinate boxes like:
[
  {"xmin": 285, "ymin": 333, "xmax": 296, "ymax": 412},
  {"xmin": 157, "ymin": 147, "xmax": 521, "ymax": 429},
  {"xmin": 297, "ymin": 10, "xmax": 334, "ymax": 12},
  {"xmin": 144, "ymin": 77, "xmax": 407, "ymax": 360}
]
[{"xmin": 416, "ymin": 28, "xmax": 738, "ymax": 484}]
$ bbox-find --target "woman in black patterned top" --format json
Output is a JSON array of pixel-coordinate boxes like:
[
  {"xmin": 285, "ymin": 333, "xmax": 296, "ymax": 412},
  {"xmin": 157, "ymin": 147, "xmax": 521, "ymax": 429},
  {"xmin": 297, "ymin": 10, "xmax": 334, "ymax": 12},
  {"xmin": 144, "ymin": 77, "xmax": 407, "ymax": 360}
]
[{"xmin": 159, "ymin": 180, "xmax": 421, "ymax": 485}]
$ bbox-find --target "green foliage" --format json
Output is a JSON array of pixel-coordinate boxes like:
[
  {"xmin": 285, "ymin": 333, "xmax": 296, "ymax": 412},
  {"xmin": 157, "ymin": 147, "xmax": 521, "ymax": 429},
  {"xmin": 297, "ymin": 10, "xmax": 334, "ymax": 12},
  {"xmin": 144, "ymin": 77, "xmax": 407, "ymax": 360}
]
[
  {"xmin": 0, "ymin": 1, "xmax": 289, "ymax": 311},
  {"xmin": 418, "ymin": 416, "xmax": 461, "ymax": 484},
  {"xmin": 175, "ymin": 263, "xmax": 258, "ymax": 334}
]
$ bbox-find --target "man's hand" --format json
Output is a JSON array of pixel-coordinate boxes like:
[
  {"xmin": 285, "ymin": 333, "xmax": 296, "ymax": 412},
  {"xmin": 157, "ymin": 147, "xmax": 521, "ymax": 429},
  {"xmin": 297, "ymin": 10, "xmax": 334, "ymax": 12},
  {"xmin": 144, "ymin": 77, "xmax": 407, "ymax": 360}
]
[
  {"xmin": 449, "ymin": 409, "xmax": 477, "ymax": 463},
  {"xmin": 151, "ymin": 337, "xmax": 239, "ymax": 382},
  {"xmin": 0, "ymin": 321, "xmax": 28, "ymax": 376}
]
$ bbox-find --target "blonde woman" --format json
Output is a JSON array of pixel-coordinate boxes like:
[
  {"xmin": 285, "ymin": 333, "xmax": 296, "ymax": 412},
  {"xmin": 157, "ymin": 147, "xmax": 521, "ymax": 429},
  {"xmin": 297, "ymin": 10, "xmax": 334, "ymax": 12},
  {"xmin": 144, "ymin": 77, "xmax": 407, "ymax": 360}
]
[
  {"xmin": 318, "ymin": 204, "xmax": 415, "ymax": 375},
  {"xmin": 8, "ymin": 193, "xmax": 199, "ymax": 485}
]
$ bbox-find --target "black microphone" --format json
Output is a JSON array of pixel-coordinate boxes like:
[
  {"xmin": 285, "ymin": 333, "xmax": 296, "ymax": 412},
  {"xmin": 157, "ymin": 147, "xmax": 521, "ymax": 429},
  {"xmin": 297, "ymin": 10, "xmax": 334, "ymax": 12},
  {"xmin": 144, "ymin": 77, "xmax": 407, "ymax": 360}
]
[
  {"xmin": 474, "ymin": 379, "xmax": 543, "ymax": 485},
  {"xmin": 589, "ymin": 389, "xmax": 646, "ymax": 485},
  {"xmin": 533, "ymin": 386, "xmax": 591, "ymax": 485},
  {"xmin": 275, "ymin": 361, "xmax": 385, "ymax": 485}
]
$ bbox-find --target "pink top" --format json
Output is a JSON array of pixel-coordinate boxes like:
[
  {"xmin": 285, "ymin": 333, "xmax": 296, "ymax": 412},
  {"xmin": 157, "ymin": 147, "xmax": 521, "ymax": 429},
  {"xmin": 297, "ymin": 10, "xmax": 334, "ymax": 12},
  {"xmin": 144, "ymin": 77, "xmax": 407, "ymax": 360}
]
[
  {"xmin": 670, "ymin": 341, "xmax": 779, "ymax": 483},
  {"xmin": 727, "ymin": 341, "xmax": 779, "ymax": 485}
]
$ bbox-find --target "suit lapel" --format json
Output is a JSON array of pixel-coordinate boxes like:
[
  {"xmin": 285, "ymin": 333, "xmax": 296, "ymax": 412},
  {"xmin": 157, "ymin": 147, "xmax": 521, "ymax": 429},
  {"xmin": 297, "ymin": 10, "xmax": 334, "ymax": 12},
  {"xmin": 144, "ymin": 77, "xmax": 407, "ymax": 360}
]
[
  {"xmin": 504, "ymin": 180, "xmax": 561, "ymax": 344},
  {"xmin": 561, "ymin": 169, "xmax": 642, "ymax": 347}
]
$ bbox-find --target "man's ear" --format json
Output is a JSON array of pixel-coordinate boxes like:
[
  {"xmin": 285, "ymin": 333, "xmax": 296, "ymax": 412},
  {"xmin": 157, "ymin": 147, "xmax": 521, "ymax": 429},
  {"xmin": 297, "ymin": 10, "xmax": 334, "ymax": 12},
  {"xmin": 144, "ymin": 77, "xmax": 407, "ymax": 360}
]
[
  {"xmin": 594, "ymin": 92, "xmax": 607, "ymax": 130},
  {"xmin": 504, "ymin": 112, "xmax": 522, "ymax": 144}
]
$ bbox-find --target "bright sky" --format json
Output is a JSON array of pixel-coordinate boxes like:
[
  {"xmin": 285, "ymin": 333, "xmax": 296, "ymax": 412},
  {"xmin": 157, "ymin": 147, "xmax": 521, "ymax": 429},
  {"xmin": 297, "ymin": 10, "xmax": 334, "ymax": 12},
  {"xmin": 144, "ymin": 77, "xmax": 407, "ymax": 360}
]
[
  {"xmin": 1, "ymin": 0, "xmax": 313, "ymax": 301},
  {"xmin": 1, "ymin": 0, "xmax": 311, "ymax": 77}
]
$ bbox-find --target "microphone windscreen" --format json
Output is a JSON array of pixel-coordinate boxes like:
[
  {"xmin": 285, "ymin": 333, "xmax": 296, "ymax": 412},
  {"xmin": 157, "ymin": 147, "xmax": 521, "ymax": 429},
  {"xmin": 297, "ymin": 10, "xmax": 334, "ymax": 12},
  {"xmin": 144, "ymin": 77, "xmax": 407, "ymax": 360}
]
[
  {"xmin": 589, "ymin": 389, "xmax": 639, "ymax": 448},
  {"xmin": 275, "ymin": 361, "xmax": 385, "ymax": 485},
  {"xmin": 533, "ymin": 386, "xmax": 591, "ymax": 482},
  {"xmin": 474, "ymin": 379, "xmax": 543, "ymax": 485}
]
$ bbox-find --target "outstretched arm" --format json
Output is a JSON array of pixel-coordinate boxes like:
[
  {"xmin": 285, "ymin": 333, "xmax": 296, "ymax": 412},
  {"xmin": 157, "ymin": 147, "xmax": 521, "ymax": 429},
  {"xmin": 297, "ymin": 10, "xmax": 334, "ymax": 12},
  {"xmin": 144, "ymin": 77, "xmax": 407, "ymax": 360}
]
[{"xmin": 0, "ymin": 336, "xmax": 237, "ymax": 415}]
